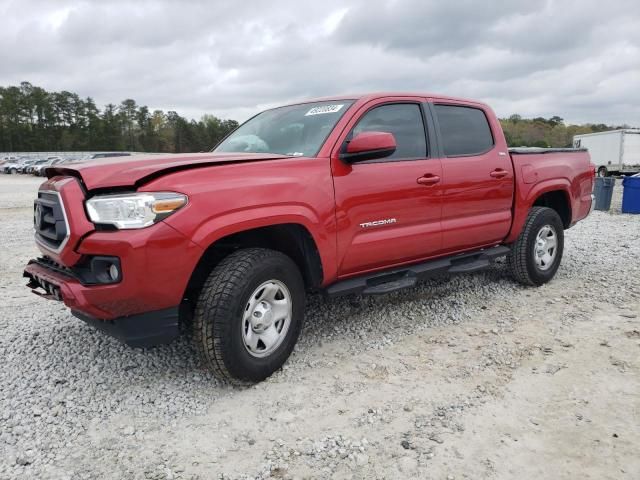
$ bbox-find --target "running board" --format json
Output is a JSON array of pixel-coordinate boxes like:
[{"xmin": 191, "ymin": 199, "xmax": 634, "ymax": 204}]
[{"xmin": 325, "ymin": 245, "xmax": 510, "ymax": 297}]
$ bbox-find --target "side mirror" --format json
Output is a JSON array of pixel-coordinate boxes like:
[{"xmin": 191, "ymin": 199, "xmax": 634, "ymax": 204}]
[{"xmin": 340, "ymin": 131, "xmax": 396, "ymax": 163}]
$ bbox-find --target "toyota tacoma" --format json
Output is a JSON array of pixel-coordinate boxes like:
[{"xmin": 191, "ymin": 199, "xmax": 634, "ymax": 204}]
[{"xmin": 24, "ymin": 93, "xmax": 595, "ymax": 384}]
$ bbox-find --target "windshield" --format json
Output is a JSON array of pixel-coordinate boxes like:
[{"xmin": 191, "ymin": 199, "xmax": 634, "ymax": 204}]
[{"xmin": 214, "ymin": 100, "xmax": 354, "ymax": 157}]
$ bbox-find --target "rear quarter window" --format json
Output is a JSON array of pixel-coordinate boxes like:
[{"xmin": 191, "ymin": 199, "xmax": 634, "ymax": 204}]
[{"xmin": 434, "ymin": 104, "xmax": 494, "ymax": 156}]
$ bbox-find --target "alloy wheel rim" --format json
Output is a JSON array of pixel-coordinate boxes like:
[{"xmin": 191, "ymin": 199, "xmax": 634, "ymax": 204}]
[
  {"xmin": 242, "ymin": 280, "xmax": 292, "ymax": 358},
  {"xmin": 534, "ymin": 224, "xmax": 557, "ymax": 271}
]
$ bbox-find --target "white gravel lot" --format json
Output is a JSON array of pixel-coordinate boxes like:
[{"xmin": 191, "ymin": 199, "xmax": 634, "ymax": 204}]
[{"xmin": 0, "ymin": 174, "xmax": 638, "ymax": 480}]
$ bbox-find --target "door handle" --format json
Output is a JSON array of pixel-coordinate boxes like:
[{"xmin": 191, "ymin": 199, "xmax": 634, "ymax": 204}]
[
  {"xmin": 490, "ymin": 169, "xmax": 508, "ymax": 178},
  {"xmin": 417, "ymin": 174, "xmax": 441, "ymax": 185}
]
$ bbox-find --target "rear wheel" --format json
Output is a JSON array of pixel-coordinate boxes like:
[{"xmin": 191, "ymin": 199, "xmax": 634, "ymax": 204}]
[
  {"xmin": 193, "ymin": 248, "xmax": 305, "ymax": 384},
  {"xmin": 507, "ymin": 207, "xmax": 564, "ymax": 286}
]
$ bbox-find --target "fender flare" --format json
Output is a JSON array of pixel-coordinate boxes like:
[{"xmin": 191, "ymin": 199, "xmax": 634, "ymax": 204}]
[
  {"xmin": 506, "ymin": 179, "xmax": 572, "ymax": 243},
  {"xmin": 185, "ymin": 204, "xmax": 337, "ymax": 284}
]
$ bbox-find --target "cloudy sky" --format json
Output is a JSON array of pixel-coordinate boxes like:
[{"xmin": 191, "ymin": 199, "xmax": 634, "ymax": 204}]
[{"xmin": 1, "ymin": 0, "xmax": 639, "ymax": 125}]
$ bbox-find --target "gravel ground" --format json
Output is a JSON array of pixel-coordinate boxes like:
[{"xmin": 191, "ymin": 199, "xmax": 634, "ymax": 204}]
[{"xmin": 0, "ymin": 174, "xmax": 638, "ymax": 480}]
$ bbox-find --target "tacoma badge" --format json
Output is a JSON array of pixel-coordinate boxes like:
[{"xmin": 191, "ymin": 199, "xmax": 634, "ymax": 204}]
[{"xmin": 359, "ymin": 218, "xmax": 397, "ymax": 228}]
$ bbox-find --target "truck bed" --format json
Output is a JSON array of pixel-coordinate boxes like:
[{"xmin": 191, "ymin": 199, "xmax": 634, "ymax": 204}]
[{"xmin": 506, "ymin": 147, "xmax": 594, "ymax": 243}]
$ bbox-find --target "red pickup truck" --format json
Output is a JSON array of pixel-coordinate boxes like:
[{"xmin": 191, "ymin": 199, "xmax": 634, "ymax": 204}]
[{"xmin": 24, "ymin": 93, "xmax": 595, "ymax": 384}]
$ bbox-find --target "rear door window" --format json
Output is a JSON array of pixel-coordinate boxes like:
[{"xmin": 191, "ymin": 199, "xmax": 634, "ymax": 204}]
[{"xmin": 434, "ymin": 105, "xmax": 494, "ymax": 156}]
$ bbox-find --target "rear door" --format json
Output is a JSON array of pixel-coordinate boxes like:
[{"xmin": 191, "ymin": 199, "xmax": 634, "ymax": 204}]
[
  {"xmin": 431, "ymin": 102, "xmax": 514, "ymax": 252},
  {"xmin": 331, "ymin": 99, "xmax": 443, "ymax": 276}
]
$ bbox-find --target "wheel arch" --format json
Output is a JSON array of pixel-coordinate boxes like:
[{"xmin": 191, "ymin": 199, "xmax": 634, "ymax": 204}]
[
  {"xmin": 532, "ymin": 189, "xmax": 572, "ymax": 228},
  {"xmin": 506, "ymin": 180, "xmax": 574, "ymax": 244},
  {"xmin": 184, "ymin": 223, "xmax": 324, "ymax": 301}
]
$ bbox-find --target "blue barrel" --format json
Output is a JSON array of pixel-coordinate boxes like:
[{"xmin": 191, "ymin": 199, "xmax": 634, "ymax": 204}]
[
  {"xmin": 593, "ymin": 177, "xmax": 616, "ymax": 211},
  {"xmin": 622, "ymin": 175, "xmax": 640, "ymax": 214}
]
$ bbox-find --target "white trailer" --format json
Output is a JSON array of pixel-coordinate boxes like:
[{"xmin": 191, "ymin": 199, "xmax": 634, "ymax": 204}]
[{"xmin": 573, "ymin": 129, "xmax": 640, "ymax": 177}]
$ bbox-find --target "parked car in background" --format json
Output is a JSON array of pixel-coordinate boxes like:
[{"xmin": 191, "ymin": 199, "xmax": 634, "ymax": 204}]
[
  {"xmin": 25, "ymin": 159, "xmax": 52, "ymax": 174},
  {"xmin": 1, "ymin": 155, "xmax": 20, "ymax": 167},
  {"xmin": 32, "ymin": 157, "xmax": 66, "ymax": 176},
  {"xmin": 24, "ymin": 158, "xmax": 63, "ymax": 174},
  {"xmin": 573, "ymin": 129, "xmax": 640, "ymax": 177},
  {"xmin": 25, "ymin": 92, "xmax": 595, "ymax": 385},
  {"xmin": 2, "ymin": 153, "xmax": 134, "ymax": 174},
  {"xmin": 23, "ymin": 156, "xmax": 63, "ymax": 174},
  {"xmin": 89, "ymin": 152, "xmax": 132, "ymax": 159},
  {"xmin": 3, "ymin": 158, "xmax": 32, "ymax": 174},
  {"xmin": 16, "ymin": 159, "xmax": 41, "ymax": 174}
]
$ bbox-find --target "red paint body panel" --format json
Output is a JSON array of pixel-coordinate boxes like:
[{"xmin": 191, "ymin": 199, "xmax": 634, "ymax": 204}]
[
  {"xmin": 26, "ymin": 92, "xmax": 594, "ymax": 324},
  {"xmin": 73, "ymin": 223, "xmax": 203, "ymax": 317},
  {"xmin": 505, "ymin": 150, "xmax": 594, "ymax": 243},
  {"xmin": 141, "ymin": 157, "xmax": 339, "ymax": 282},
  {"xmin": 346, "ymin": 131, "xmax": 397, "ymax": 153},
  {"xmin": 333, "ymin": 157, "xmax": 443, "ymax": 274},
  {"xmin": 27, "ymin": 222, "xmax": 202, "ymax": 319},
  {"xmin": 329, "ymin": 95, "xmax": 444, "ymax": 275},
  {"xmin": 49, "ymin": 152, "xmax": 290, "ymax": 190},
  {"xmin": 434, "ymin": 101, "xmax": 515, "ymax": 252}
]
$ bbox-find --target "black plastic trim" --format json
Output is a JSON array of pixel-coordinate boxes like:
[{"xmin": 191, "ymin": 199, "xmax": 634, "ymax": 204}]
[
  {"xmin": 324, "ymin": 245, "xmax": 511, "ymax": 297},
  {"xmin": 340, "ymin": 147, "xmax": 396, "ymax": 163},
  {"xmin": 509, "ymin": 147, "xmax": 587, "ymax": 154},
  {"xmin": 423, "ymin": 102, "xmax": 442, "ymax": 158},
  {"xmin": 72, "ymin": 307, "xmax": 180, "ymax": 348},
  {"xmin": 34, "ymin": 190, "xmax": 69, "ymax": 253},
  {"xmin": 32, "ymin": 256, "xmax": 121, "ymax": 285}
]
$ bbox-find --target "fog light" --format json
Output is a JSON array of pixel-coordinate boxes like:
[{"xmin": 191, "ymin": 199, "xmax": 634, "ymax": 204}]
[
  {"xmin": 109, "ymin": 263, "xmax": 119, "ymax": 281},
  {"xmin": 86, "ymin": 256, "xmax": 122, "ymax": 284}
]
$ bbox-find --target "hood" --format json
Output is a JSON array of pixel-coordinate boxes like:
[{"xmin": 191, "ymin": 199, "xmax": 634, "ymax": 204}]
[{"xmin": 46, "ymin": 152, "xmax": 290, "ymax": 190}]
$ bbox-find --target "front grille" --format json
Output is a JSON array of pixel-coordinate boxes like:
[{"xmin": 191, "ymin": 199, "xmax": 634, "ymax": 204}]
[{"xmin": 34, "ymin": 191, "xmax": 68, "ymax": 252}]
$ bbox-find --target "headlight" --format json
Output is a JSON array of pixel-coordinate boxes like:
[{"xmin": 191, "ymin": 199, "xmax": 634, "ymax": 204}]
[{"xmin": 85, "ymin": 192, "xmax": 187, "ymax": 229}]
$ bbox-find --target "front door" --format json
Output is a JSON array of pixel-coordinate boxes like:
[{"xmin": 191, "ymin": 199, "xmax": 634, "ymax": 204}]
[{"xmin": 331, "ymin": 100, "xmax": 443, "ymax": 276}]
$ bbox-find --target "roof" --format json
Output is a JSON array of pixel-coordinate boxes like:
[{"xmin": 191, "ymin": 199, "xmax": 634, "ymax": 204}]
[{"xmin": 280, "ymin": 92, "xmax": 489, "ymax": 108}]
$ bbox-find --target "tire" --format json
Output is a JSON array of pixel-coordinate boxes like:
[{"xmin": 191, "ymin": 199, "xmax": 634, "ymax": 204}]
[
  {"xmin": 507, "ymin": 207, "xmax": 564, "ymax": 286},
  {"xmin": 597, "ymin": 166, "xmax": 608, "ymax": 177},
  {"xmin": 193, "ymin": 248, "xmax": 305, "ymax": 384}
]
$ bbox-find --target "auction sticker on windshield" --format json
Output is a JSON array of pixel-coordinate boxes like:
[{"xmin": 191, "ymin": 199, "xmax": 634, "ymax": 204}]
[{"xmin": 305, "ymin": 104, "xmax": 344, "ymax": 116}]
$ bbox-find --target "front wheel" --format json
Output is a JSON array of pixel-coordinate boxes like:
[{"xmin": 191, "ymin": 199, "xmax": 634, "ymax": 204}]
[
  {"xmin": 507, "ymin": 207, "xmax": 564, "ymax": 286},
  {"xmin": 193, "ymin": 248, "xmax": 305, "ymax": 384}
]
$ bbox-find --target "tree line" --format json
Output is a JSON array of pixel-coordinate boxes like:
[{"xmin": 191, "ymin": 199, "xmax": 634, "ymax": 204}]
[
  {"xmin": 499, "ymin": 114, "xmax": 632, "ymax": 149},
  {"xmin": 0, "ymin": 82, "xmax": 238, "ymax": 153},
  {"xmin": 0, "ymin": 81, "xmax": 633, "ymax": 153}
]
